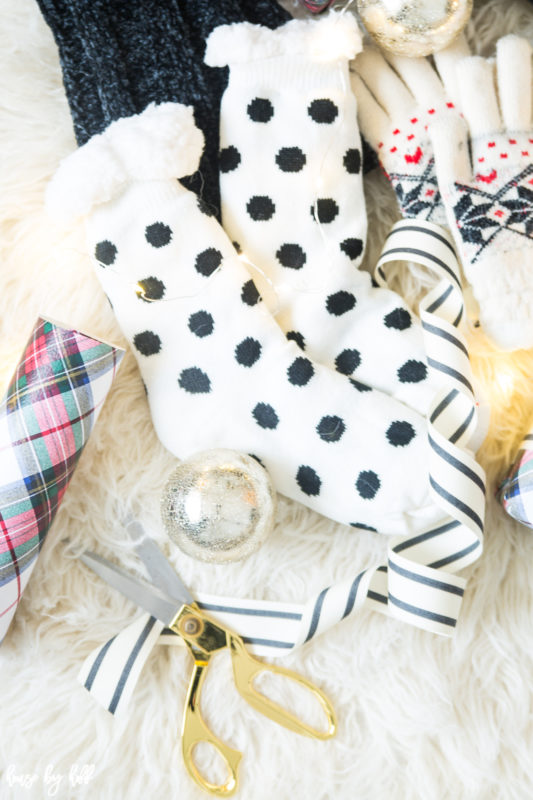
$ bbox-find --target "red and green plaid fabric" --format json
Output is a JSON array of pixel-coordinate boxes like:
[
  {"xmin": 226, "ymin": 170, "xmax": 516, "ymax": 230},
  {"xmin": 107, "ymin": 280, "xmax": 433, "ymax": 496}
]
[{"xmin": 0, "ymin": 318, "xmax": 124, "ymax": 641}]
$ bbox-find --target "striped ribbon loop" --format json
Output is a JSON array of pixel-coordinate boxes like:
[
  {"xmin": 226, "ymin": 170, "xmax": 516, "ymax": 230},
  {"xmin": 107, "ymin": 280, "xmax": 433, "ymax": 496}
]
[
  {"xmin": 376, "ymin": 219, "xmax": 485, "ymax": 573},
  {"xmin": 79, "ymin": 219, "xmax": 485, "ymax": 715}
]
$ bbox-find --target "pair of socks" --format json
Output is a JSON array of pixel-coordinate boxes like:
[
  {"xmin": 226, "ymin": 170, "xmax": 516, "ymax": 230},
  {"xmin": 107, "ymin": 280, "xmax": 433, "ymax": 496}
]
[{"xmin": 42, "ymin": 8, "xmax": 445, "ymax": 533}]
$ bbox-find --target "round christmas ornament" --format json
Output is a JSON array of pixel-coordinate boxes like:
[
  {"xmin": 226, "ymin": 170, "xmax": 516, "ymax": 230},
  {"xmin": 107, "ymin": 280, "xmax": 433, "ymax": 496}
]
[
  {"xmin": 298, "ymin": 0, "xmax": 335, "ymax": 12},
  {"xmin": 161, "ymin": 449, "xmax": 277, "ymax": 564},
  {"xmin": 356, "ymin": 0, "xmax": 472, "ymax": 57}
]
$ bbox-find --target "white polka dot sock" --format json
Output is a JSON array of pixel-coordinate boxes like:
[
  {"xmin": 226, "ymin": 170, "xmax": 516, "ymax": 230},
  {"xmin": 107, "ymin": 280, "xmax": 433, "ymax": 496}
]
[
  {"xmin": 46, "ymin": 102, "xmax": 441, "ymax": 535},
  {"xmin": 205, "ymin": 15, "xmax": 440, "ymax": 415}
]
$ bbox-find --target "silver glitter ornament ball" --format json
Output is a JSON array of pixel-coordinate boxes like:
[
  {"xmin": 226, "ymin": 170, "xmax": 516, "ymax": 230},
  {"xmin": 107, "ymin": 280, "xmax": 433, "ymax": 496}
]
[
  {"xmin": 357, "ymin": 0, "xmax": 472, "ymax": 58},
  {"xmin": 161, "ymin": 449, "xmax": 277, "ymax": 564}
]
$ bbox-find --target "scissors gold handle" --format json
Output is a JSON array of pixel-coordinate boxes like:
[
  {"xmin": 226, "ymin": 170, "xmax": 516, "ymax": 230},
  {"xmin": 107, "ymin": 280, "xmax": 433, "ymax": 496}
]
[{"xmin": 172, "ymin": 603, "xmax": 337, "ymax": 797}]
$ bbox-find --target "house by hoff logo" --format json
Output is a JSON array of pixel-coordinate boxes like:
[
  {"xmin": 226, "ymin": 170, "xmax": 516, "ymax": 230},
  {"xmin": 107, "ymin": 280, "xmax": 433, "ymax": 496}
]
[{"xmin": 4, "ymin": 763, "xmax": 95, "ymax": 796}]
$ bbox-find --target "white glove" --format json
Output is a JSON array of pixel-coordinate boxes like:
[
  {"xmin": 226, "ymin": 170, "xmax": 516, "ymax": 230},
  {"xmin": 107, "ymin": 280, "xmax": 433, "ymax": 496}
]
[
  {"xmin": 351, "ymin": 35, "xmax": 469, "ymax": 226},
  {"xmin": 429, "ymin": 35, "xmax": 533, "ymax": 351}
]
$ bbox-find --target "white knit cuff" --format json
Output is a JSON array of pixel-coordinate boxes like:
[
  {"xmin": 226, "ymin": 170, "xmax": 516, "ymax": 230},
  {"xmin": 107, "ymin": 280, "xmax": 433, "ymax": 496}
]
[
  {"xmin": 46, "ymin": 103, "xmax": 204, "ymax": 224},
  {"xmin": 467, "ymin": 249, "xmax": 533, "ymax": 351}
]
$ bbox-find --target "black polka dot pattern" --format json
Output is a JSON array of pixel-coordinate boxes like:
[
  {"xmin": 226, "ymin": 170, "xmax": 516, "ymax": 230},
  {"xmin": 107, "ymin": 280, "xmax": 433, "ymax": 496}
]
[
  {"xmin": 95, "ymin": 240, "xmax": 117, "ymax": 266},
  {"xmin": 398, "ymin": 360, "xmax": 427, "ymax": 383},
  {"xmin": 326, "ymin": 291, "xmax": 356, "ymax": 316},
  {"xmin": 219, "ymin": 146, "xmax": 241, "ymax": 173},
  {"xmin": 235, "ymin": 337, "xmax": 261, "ymax": 367},
  {"xmin": 276, "ymin": 147, "xmax": 306, "ymax": 172},
  {"xmin": 286, "ymin": 331, "xmax": 306, "ymax": 351},
  {"xmin": 317, "ymin": 415, "xmax": 346, "ymax": 443},
  {"xmin": 340, "ymin": 238, "xmax": 363, "ymax": 260},
  {"xmin": 312, "ymin": 199, "xmax": 339, "ymax": 224},
  {"xmin": 384, "ymin": 308, "xmax": 412, "ymax": 330},
  {"xmin": 356, "ymin": 470, "xmax": 381, "ymax": 500},
  {"xmin": 350, "ymin": 379, "xmax": 372, "ymax": 392},
  {"xmin": 335, "ymin": 349, "xmax": 361, "ymax": 375},
  {"xmin": 308, "ymin": 99, "xmax": 339, "ymax": 124},
  {"xmin": 195, "ymin": 248, "xmax": 223, "ymax": 277},
  {"xmin": 296, "ymin": 465, "xmax": 321, "ymax": 496},
  {"xmin": 188, "ymin": 311, "xmax": 214, "ymax": 338},
  {"xmin": 133, "ymin": 330, "xmax": 161, "ymax": 356},
  {"xmin": 247, "ymin": 97, "xmax": 274, "ymax": 122},
  {"xmin": 178, "ymin": 367, "xmax": 211, "ymax": 394},
  {"xmin": 252, "ymin": 402, "xmax": 279, "ymax": 429},
  {"xmin": 276, "ymin": 243, "xmax": 306, "ymax": 270},
  {"xmin": 287, "ymin": 357, "xmax": 314, "ymax": 386},
  {"xmin": 247, "ymin": 196, "xmax": 276, "ymax": 221},
  {"xmin": 241, "ymin": 279, "xmax": 261, "ymax": 306},
  {"xmin": 343, "ymin": 148, "xmax": 361, "ymax": 174},
  {"xmin": 145, "ymin": 222, "xmax": 172, "ymax": 248},
  {"xmin": 386, "ymin": 421, "xmax": 416, "ymax": 447},
  {"xmin": 136, "ymin": 276, "xmax": 166, "ymax": 302}
]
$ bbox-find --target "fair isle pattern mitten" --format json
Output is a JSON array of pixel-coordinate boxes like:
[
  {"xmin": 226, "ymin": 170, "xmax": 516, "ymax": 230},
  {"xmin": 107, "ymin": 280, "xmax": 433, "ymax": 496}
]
[
  {"xmin": 36, "ymin": 0, "xmax": 291, "ymax": 218},
  {"xmin": 205, "ymin": 15, "xmax": 439, "ymax": 415},
  {"xmin": 351, "ymin": 36, "xmax": 470, "ymax": 225},
  {"xmin": 45, "ymin": 103, "xmax": 441, "ymax": 536},
  {"xmin": 430, "ymin": 36, "xmax": 533, "ymax": 351}
]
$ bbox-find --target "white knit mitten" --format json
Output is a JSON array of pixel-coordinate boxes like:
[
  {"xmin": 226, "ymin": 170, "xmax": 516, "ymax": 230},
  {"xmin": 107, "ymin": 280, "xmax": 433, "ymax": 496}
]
[
  {"xmin": 205, "ymin": 15, "xmax": 440, "ymax": 415},
  {"xmin": 46, "ymin": 103, "xmax": 440, "ymax": 535},
  {"xmin": 352, "ymin": 36, "xmax": 469, "ymax": 225},
  {"xmin": 429, "ymin": 35, "xmax": 533, "ymax": 351}
]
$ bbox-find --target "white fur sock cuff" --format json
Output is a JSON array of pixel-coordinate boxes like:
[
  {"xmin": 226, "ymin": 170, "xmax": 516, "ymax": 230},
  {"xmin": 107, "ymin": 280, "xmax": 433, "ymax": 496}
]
[
  {"xmin": 205, "ymin": 15, "xmax": 362, "ymax": 89},
  {"xmin": 45, "ymin": 103, "xmax": 204, "ymax": 225}
]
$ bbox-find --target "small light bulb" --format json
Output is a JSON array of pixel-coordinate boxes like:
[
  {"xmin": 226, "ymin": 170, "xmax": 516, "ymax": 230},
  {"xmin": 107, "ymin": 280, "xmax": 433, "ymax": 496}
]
[{"xmin": 495, "ymin": 365, "xmax": 516, "ymax": 398}]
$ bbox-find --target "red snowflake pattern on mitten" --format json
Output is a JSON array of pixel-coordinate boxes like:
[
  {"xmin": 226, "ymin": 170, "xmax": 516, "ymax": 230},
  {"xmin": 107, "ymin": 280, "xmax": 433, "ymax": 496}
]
[{"xmin": 430, "ymin": 36, "xmax": 533, "ymax": 351}]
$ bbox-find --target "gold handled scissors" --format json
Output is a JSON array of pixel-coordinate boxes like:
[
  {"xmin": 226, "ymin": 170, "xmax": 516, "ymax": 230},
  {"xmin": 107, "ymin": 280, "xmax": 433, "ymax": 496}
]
[{"xmin": 79, "ymin": 520, "xmax": 336, "ymax": 796}]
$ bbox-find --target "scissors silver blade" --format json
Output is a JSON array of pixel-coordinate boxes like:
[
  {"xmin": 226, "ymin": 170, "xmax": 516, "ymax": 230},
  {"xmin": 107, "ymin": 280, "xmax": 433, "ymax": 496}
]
[
  {"xmin": 79, "ymin": 550, "xmax": 184, "ymax": 626},
  {"xmin": 123, "ymin": 517, "xmax": 193, "ymax": 606}
]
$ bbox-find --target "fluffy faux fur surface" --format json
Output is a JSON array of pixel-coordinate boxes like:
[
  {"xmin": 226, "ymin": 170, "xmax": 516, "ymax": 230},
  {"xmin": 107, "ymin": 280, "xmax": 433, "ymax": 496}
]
[{"xmin": 2, "ymin": 2, "xmax": 533, "ymax": 800}]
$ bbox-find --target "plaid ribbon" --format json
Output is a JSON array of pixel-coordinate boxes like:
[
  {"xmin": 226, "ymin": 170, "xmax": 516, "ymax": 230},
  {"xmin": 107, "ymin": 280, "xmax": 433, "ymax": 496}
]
[
  {"xmin": 500, "ymin": 433, "xmax": 533, "ymax": 528},
  {"xmin": 0, "ymin": 318, "xmax": 124, "ymax": 642}
]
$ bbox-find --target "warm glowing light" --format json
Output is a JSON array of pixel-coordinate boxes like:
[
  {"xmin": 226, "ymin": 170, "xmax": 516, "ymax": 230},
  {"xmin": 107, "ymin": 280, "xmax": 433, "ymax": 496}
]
[{"xmin": 494, "ymin": 364, "xmax": 517, "ymax": 399}]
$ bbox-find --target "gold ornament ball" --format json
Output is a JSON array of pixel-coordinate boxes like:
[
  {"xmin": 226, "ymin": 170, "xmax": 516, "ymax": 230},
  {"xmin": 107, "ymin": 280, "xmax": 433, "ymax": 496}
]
[
  {"xmin": 161, "ymin": 449, "xmax": 277, "ymax": 564},
  {"xmin": 356, "ymin": 0, "xmax": 472, "ymax": 58}
]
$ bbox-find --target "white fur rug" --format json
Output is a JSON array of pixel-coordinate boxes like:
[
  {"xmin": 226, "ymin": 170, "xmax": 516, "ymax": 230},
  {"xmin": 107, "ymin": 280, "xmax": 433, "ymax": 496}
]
[{"xmin": 2, "ymin": 1, "xmax": 533, "ymax": 798}]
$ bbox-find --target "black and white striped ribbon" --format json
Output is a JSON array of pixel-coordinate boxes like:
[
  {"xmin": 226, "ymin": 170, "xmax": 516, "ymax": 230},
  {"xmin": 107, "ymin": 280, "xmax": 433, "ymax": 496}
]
[{"xmin": 79, "ymin": 219, "xmax": 485, "ymax": 715}]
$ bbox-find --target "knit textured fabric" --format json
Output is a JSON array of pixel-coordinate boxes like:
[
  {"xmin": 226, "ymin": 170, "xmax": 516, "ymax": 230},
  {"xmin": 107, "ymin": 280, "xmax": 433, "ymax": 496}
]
[
  {"xmin": 44, "ymin": 102, "xmax": 441, "ymax": 535},
  {"xmin": 35, "ymin": 0, "xmax": 290, "ymax": 216},
  {"xmin": 206, "ymin": 15, "xmax": 438, "ymax": 415}
]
